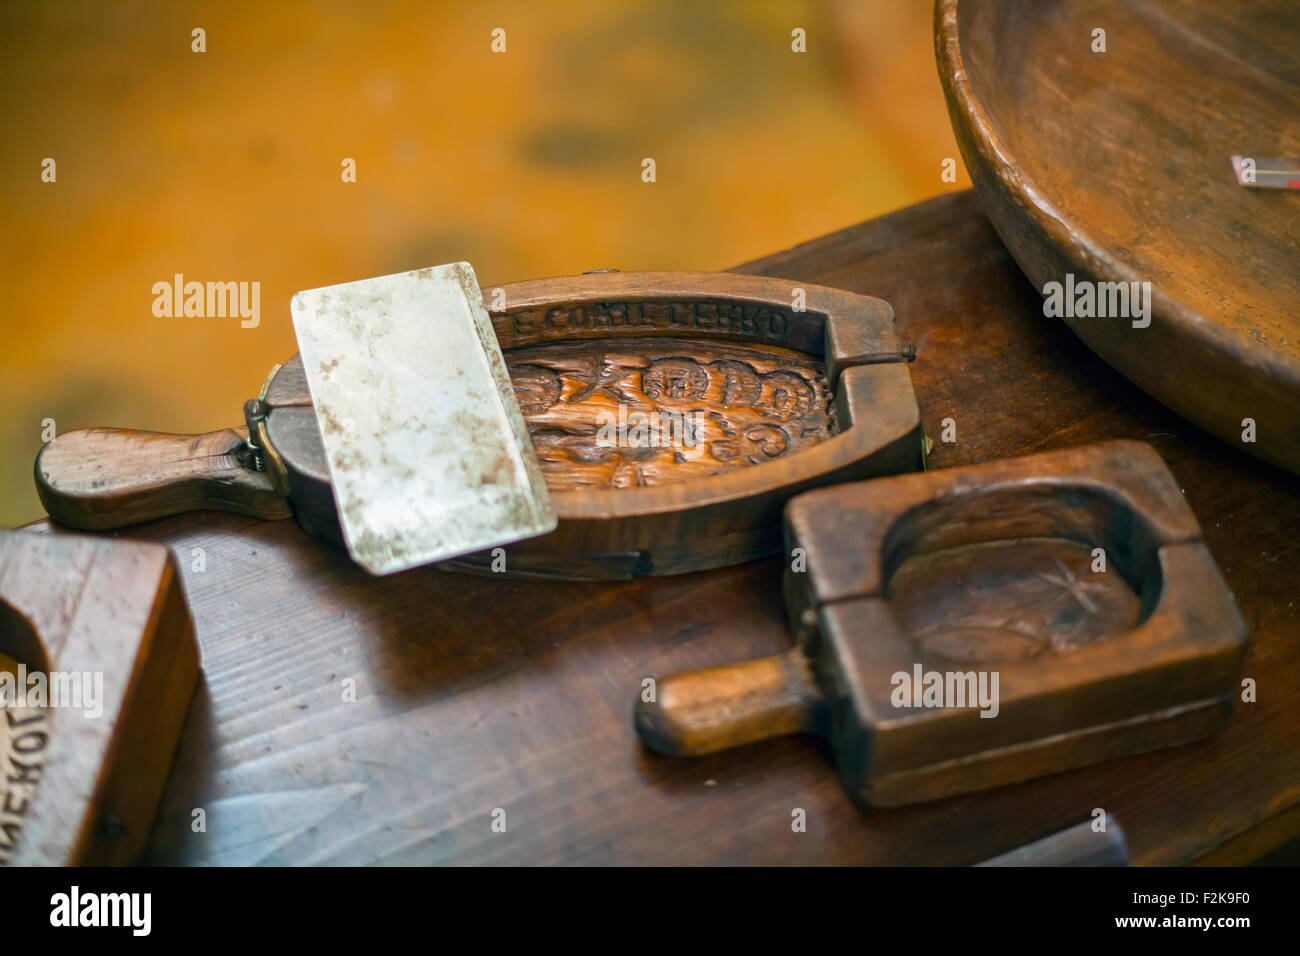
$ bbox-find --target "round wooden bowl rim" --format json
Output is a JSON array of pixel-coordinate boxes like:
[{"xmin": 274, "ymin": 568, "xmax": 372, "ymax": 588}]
[{"xmin": 934, "ymin": 0, "xmax": 1300, "ymax": 392}]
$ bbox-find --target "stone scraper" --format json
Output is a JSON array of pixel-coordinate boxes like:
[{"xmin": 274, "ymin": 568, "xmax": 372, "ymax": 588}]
[{"xmin": 289, "ymin": 262, "xmax": 556, "ymax": 575}]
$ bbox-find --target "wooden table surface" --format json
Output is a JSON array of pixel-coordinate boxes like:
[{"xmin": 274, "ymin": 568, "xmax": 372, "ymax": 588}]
[{"xmin": 28, "ymin": 190, "xmax": 1300, "ymax": 865}]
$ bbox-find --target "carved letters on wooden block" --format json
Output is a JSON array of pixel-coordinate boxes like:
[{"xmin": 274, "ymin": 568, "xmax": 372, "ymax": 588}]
[{"xmin": 0, "ymin": 531, "xmax": 199, "ymax": 865}]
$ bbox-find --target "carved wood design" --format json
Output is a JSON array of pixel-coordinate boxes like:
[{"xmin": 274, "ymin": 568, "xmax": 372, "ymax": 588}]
[
  {"xmin": 505, "ymin": 337, "xmax": 835, "ymax": 491},
  {"xmin": 0, "ymin": 649, "xmax": 50, "ymax": 865}
]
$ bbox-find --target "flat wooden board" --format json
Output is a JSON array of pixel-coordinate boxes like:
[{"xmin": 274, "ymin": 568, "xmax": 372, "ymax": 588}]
[
  {"xmin": 27, "ymin": 190, "xmax": 1300, "ymax": 864},
  {"xmin": 939, "ymin": 0, "xmax": 1300, "ymax": 473}
]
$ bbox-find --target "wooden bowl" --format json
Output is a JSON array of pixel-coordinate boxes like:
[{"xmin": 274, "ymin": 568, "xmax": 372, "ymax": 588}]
[{"xmin": 937, "ymin": 0, "xmax": 1300, "ymax": 472}]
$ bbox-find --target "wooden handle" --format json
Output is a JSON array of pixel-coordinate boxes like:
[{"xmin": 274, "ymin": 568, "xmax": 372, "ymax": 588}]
[
  {"xmin": 635, "ymin": 646, "xmax": 827, "ymax": 756},
  {"xmin": 35, "ymin": 427, "xmax": 293, "ymax": 530},
  {"xmin": 976, "ymin": 820, "xmax": 1130, "ymax": 867}
]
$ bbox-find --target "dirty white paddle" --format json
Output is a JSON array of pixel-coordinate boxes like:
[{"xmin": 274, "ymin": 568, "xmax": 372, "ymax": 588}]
[{"xmin": 290, "ymin": 262, "xmax": 556, "ymax": 575}]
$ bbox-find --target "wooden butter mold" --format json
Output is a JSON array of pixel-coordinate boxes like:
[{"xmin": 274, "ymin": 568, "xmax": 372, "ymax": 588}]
[
  {"xmin": 37, "ymin": 271, "xmax": 923, "ymax": 579},
  {"xmin": 635, "ymin": 441, "xmax": 1249, "ymax": 806},
  {"xmin": 0, "ymin": 530, "xmax": 198, "ymax": 865}
]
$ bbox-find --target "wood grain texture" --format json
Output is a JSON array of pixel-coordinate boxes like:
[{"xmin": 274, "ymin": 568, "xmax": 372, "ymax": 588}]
[
  {"xmin": 0, "ymin": 531, "xmax": 199, "ymax": 865},
  {"xmin": 24, "ymin": 190, "xmax": 1299, "ymax": 864},
  {"xmin": 937, "ymin": 0, "xmax": 1300, "ymax": 473},
  {"xmin": 635, "ymin": 646, "xmax": 826, "ymax": 757}
]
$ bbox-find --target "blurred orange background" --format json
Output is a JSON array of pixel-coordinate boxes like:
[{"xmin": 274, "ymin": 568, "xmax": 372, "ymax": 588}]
[{"xmin": 0, "ymin": 0, "xmax": 968, "ymax": 526}]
